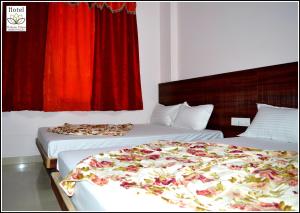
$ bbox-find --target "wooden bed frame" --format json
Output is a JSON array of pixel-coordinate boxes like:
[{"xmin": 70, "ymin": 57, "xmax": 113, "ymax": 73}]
[
  {"xmin": 49, "ymin": 62, "xmax": 298, "ymax": 211},
  {"xmin": 36, "ymin": 138, "xmax": 57, "ymax": 170},
  {"xmin": 51, "ymin": 172, "xmax": 76, "ymax": 211}
]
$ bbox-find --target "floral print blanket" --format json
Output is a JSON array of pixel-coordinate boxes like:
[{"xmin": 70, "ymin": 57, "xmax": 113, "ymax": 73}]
[
  {"xmin": 60, "ymin": 140, "xmax": 298, "ymax": 211},
  {"xmin": 48, "ymin": 123, "xmax": 133, "ymax": 136}
]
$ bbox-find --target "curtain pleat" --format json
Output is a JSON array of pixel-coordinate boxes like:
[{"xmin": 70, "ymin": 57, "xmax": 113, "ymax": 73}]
[
  {"xmin": 43, "ymin": 3, "xmax": 95, "ymax": 111},
  {"xmin": 91, "ymin": 2, "xmax": 136, "ymax": 13},
  {"xmin": 91, "ymin": 7, "xmax": 143, "ymax": 110},
  {"xmin": 2, "ymin": 2, "xmax": 49, "ymax": 111}
]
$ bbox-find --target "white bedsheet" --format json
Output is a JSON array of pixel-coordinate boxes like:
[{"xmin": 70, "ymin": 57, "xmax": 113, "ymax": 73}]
[
  {"xmin": 210, "ymin": 136, "xmax": 298, "ymax": 151},
  {"xmin": 38, "ymin": 124, "xmax": 223, "ymax": 158},
  {"xmin": 57, "ymin": 136, "xmax": 298, "ymax": 211}
]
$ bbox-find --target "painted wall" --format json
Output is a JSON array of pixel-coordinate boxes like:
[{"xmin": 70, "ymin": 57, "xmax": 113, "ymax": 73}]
[
  {"xmin": 160, "ymin": 2, "xmax": 171, "ymax": 83},
  {"xmin": 176, "ymin": 2, "xmax": 298, "ymax": 80},
  {"xmin": 2, "ymin": 2, "xmax": 161, "ymax": 157}
]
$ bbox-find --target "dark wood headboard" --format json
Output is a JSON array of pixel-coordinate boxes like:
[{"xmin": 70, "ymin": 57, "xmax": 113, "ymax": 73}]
[{"xmin": 159, "ymin": 62, "xmax": 298, "ymax": 137}]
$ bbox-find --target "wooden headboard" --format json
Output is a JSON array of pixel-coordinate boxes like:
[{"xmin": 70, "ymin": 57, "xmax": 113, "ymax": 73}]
[{"xmin": 159, "ymin": 62, "xmax": 298, "ymax": 137}]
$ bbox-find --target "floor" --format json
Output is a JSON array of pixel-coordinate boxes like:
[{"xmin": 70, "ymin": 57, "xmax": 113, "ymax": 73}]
[{"xmin": 2, "ymin": 162, "xmax": 61, "ymax": 211}]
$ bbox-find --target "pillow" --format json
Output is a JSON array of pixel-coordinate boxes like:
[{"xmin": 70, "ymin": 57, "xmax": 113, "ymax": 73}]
[
  {"xmin": 172, "ymin": 103, "xmax": 214, "ymax": 130},
  {"xmin": 239, "ymin": 104, "xmax": 298, "ymax": 143},
  {"xmin": 150, "ymin": 103, "xmax": 182, "ymax": 126},
  {"xmin": 257, "ymin": 103, "xmax": 292, "ymax": 110}
]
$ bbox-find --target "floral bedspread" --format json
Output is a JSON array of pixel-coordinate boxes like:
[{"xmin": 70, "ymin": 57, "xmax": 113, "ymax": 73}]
[
  {"xmin": 48, "ymin": 123, "xmax": 133, "ymax": 136},
  {"xmin": 60, "ymin": 140, "xmax": 298, "ymax": 211}
]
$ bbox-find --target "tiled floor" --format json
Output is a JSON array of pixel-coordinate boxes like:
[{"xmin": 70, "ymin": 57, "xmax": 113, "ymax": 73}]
[{"xmin": 2, "ymin": 162, "xmax": 61, "ymax": 211}]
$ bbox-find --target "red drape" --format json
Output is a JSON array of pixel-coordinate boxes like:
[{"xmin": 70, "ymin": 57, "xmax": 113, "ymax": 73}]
[
  {"xmin": 2, "ymin": 2, "xmax": 143, "ymax": 112},
  {"xmin": 2, "ymin": 2, "xmax": 48, "ymax": 111},
  {"xmin": 91, "ymin": 2, "xmax": 136, "ymax": 13},
  {"xmin": 91, "ymin": 6, "xmax": 143, "ymax": 110},
  {"xmin": 43, "ymin": 3, "xmax": 95, "ymax": 111}
]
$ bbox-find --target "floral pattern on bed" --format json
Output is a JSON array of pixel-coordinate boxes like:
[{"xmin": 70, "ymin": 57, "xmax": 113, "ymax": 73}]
[
  {"xmin": 48, "ymin": 123, "xmax": 133, "ymax": 136},
  {"xmin": 60, "ymin": 140, "xmax": 298, "ymax": 211}
]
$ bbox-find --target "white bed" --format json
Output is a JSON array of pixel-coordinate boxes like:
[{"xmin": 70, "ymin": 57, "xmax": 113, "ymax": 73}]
[
  {"xmin": 38, "ymin": 124, "xmax": 223, "ymax": 158},
  {"xmin": 57, "ymin": 136, "xmax": 298, "ymax": 211}
]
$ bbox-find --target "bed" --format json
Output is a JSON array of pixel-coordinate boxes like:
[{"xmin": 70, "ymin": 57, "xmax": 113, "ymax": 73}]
[
  {"xmin": 57, "ymin": 137, "xmax": 298, "ymax": 179},
  {"xmin": 37, "ymin": 124, "xmax": 223, "ymax": 169},
  {"xmin": 37, "ymin": 62, "xmax": 297, "ymax": 170},
  {"xmin": 52, "ymin": 136, "xmax": 298, "ymax": 211},
  {"xmin": 49, "ymin": 62, "xmax": 298, "ymax": 211}
]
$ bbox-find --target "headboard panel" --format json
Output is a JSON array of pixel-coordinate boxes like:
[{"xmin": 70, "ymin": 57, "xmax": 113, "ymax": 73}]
[{"xmin": 159, "ymin": 62, "xmax": 298, "ymax": 137}]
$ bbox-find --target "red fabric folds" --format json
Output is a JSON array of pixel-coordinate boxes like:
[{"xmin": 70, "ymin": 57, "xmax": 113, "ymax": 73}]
[
  {"xmin": 2, "ymin": 3, "xmax": 49, "ymax": 111},
  {"xmin": 43, "ymin": 3, "xmax": 95, "ymax": 111},
  {"xmin": 91, "ymin": 6, "xmax": 143, "ymax": 110},
  {"xmin": 91, "ymin": 2, "xmax": 136, "ymax": 13},
  {"xmin": 2, "ymin": 2, "xmax": 142, "ymax": 112}
]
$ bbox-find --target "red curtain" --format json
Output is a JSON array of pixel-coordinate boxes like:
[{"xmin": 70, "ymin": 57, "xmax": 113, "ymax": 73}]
[
  {"xmin": 2, "ymin": 2, "xmax": 49, "ymax": 111},
  {"xmin": 2, "ymin": 2, "xmax": 143, "ymax": 112},
  {"xmin": 91, "ymin": 2, "xmax": 136, "ymax": 13},
  {"xmin": 43, "ymin": 3, "xmax": 95, "ymax": 111},
  {"xmin": 91, "ymin": 5, "xmax": 143, "ymax": 110}
]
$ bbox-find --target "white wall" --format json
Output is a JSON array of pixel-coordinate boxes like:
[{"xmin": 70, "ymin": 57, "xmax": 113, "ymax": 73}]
[
  {"xmin": 176, "ymin": 2, "xmax": 298, "ymax": 79},
  {"xmin": 160, "ymin": 2, "xmax": 171, "ymax": 82},
  {"xmin": 2, "ymin": 2, "xmax": 161, "ymax": 157}
]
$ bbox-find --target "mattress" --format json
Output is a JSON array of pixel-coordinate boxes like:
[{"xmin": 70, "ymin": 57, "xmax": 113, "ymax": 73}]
[
  {"xmin": 38, "ymin": 124, "xmax": 223, "ymax": 158},
  {"xmin": 57, "ymin": 136, "xmax": 298, "ymax": 211}
]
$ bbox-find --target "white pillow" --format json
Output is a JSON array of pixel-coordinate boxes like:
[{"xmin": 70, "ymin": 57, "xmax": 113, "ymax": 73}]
[
  {"xmin": 172, "ymin": 103, "xmax": 214, "ymax": 130},
  {"xmin": 239, "ymin": 104, "xmax": 298, "ymax": 143},
  {"xmin": 257, "ymin": 103, "xmax": 292, "ymax": 110},
  {"xmin": 150, "ymin": 103, "xmax": 182, "ymax": 126}
]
